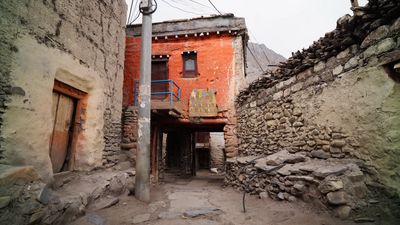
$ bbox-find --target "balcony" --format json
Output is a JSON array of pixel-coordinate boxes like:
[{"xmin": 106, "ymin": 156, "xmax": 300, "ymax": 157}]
[{"xmin": 134, "ymin": 80, "xmax": 182, "ymax": 116}]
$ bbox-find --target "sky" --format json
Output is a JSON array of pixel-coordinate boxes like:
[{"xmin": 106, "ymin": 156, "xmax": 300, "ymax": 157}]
[{"xmin": 125, "ymin": 0, "xmax": 368, "ymax": 58}]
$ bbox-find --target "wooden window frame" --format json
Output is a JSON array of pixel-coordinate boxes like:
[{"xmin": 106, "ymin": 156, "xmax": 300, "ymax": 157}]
[
  {"xmin": 51, "ymin": 80, "xmax": 88, "ymax": 172},
  {"xmin": 182, "ymin": 51, "xmax": 198, "ymax": 78}
]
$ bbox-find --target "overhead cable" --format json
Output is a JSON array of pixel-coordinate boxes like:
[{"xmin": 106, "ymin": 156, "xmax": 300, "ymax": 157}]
[
  {"xmin": 160, "ymin": 0, "xmax": 203, "ymax": 16},
  {"xmin": 207, "ymin": 0, "xmax": 222, "ymax": 15}
]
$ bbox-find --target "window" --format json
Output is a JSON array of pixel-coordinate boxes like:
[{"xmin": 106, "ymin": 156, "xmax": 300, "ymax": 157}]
[{"xmin": 182, "ymin": 51, "xmax": 198, "ymax": 78}]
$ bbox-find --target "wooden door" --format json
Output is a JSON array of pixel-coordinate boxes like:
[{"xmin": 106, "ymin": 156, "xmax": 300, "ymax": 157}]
[
  {"xmin": 50, "ymin": 92, "xmax": 76, "ymax": 173},
  {"xmin": 151, "ymin": 61, "xmax": 168, "ymax": 99}
]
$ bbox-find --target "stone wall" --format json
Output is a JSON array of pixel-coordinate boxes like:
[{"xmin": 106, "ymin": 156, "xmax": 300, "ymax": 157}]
[
  {"xmin": 228, "ymin": 0, "xmax": 400, "ymax": 221},
  {"xmin": 0, "ymin": 0, "xmax": 127, "ymax": 180},
  {"xmin": 121, "ymin": 107, "xmax": 138, "ymax": 164}
]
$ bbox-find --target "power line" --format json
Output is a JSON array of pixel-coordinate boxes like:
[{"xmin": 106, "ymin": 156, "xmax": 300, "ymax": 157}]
[
  {"xmin": 171, "ymin": 0, "xmax": 215, "ymax": 14},
  {"xmin": 186, "ymin": 0, "xmax": 214, "ymax": 9},
  {"xmin": 128, "ymin": 0, "xmax": 140, "ymax": 24},
  {"xmin": 248, "ymin": 28, "xmax": 271, "ymax": 64},
  {"xmin": 261, "ymin": 48, "xmax": 271, "ymax": 64},
  {"xmin": 127, "ymin": 0, "xmax": 135, "ymax": 24},
  {"xmin": 160, "ymin": 0, "xmax": 203, "ymax": 16},
  {"xmin": 247, "ymin": 45, "xmax": 265, "ymax": 73},
  {"xmin": 129, "ymin": 8, "xmax": 141, "ymax": 24},
  {"xmin": 207, "ymin": 0, "xmax": 222, "ymax": 15}
]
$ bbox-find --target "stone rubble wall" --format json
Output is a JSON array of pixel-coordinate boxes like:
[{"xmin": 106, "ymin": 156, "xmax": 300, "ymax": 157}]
[
  {"xmin": 0, "ymin": 0, "xmax": 127, "ymax": 175},
  {"xmin": 228, "ymin": 0, "xmax": 400, "ymax": 221},
  {"xmin": 121, "ymin": 106, "xmax": 138, "ymax": 164}
]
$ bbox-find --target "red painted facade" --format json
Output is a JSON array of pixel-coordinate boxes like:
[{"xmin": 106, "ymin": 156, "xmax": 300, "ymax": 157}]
[{"xmin": 123, "ymin": 33, "xmax": 237, "ymax": 118}]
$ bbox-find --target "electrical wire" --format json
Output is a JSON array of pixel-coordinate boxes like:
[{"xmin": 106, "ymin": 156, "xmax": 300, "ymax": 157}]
[
  {"xmin": 185, "ymin": 0, "xmax": 214, "ymax": 9},
  {"xmin": 128, "ymin": 0, "xmax": 140, "ymax": 24},
  {"xmin": 248, "ymin": 28, "xmax": 271, "ymax": 64},
  {"xmin": 127, "ymin": 0, "xmax": 135, "ymax": 24},
  {"xmin": 247, "ymin": 45, "xmax": 266, "ymax": 73},
  {"xmin": 160, "ymin": 0, "xmax": 203, "ymax": 16},
  {"xmin": 172, "ymin": 0, "xmax": 215, "ymax": 14},
  {"xmin": 129, "ymin": 9, "xmax": 141, "ymax": 24},
  {"xmin": 207, "ymin": 0, "xmax": 222, "ymax": 15}
]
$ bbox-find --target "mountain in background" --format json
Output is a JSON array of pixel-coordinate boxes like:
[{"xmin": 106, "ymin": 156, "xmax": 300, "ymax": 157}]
[{"xmin": 245, "ymin": 42, "xmax": 286, "ymax": 84}]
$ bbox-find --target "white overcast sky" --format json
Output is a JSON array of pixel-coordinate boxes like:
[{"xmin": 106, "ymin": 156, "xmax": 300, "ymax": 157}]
[{"xmin": 125, "ymin": 0, "xmax": 368, "ymax": 58}]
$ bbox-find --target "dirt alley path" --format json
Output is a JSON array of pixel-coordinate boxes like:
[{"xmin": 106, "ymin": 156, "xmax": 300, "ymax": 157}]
[{"xmin": 70, "ymin": 173, "xmax": 370, "ymax": 225}]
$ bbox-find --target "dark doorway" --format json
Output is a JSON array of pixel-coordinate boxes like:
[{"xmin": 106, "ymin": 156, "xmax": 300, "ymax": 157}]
[
  {"xmin": 196, "ymin": 148, "xmax": 210, "ymax": 169},
  {"xmin": 151, "ymin": 60, "xmax": 168, "ymax": 99},
  {"xmin": 194, "ymin": 132, "xmax": 211, "ymax": 170},
  {"xmin": 165, "ymin": 131, "xmax": 195, "ymax": 176}
]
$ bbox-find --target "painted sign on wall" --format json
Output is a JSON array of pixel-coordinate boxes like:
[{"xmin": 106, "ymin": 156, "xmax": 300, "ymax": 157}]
[{"xmin": 189, "ymin": 89, "xmax": 218, "ymax": 117}]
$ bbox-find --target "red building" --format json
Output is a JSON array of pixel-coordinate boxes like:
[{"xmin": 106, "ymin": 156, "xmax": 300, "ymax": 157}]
[{"xmin": 123, "ymin": 14, "xmax": 248, "ymax": 177}]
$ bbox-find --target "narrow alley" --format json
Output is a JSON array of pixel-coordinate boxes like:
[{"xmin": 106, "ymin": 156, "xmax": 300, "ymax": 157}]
[
  {"xmin": 1, "ymin": 0, "xmax": 399, "ymax": 225},
  {"xmin": 70, "ymin": 172, "xmax": 359, "ymax": 225}
]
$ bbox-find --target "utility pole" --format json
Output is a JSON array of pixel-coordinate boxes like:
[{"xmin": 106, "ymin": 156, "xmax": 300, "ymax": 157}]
[{"xmin": 135, "ymin": 0, "xmax": 153, "ymax": 202}]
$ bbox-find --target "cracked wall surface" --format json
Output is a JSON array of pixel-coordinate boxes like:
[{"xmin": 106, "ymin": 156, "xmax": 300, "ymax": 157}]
[{"xmin": 0, "ymin": 0, "xmax": 127, "ymax": 180}]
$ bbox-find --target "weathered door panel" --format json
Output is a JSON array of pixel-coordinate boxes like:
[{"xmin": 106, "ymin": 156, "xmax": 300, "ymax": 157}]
[
  {"xmin": 151, "ymin": 61, "xmax": 168, "ymax": 99},
  {"xmin": 50, "ymin": 93, "xmax": 75, "ymax": 173}
]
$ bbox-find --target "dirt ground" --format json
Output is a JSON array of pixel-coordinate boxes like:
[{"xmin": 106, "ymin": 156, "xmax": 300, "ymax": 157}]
[{"xmin": 69, "ymin": 172, "xmax": 369, "ymax": 225}]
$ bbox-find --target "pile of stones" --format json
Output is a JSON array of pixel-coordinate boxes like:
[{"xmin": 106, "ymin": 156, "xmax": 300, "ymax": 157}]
[
  {"xmin": 0, "ymin": 164, "xmax": 135, "ymax": 225},
  {"xmin": 225, "ymin": 150, "xmax": 369, "ymax": 219}
]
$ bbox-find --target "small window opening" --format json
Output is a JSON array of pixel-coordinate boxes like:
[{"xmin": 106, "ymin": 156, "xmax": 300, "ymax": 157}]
[
  {"xmin": 182, "ymin": 51, "xmax": 198, "ymax": 78},
  {"xmin": 383, "ymin": 60, "xmax": 400, "ymax": 83}
]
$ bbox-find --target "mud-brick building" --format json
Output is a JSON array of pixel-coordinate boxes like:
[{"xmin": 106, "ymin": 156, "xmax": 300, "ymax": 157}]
[
  {"xmin": 0, "ymin": 0, "xmax": 127, "ymax": 182},
  {"xmin": 123, "ymin": 15, "xmax": 248, "ymax": 177}
]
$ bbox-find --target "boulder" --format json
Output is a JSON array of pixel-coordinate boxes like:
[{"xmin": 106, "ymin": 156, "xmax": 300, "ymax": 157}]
[
  {"xmin": 237, "ymin": 156, "xmax": 258, "ymax": 164},
  {"xmin": 346, "ymin": 170, "xmax": 364, "ymax": 182},
  {"xmin": 95, "ymin": 197, "xmax": 119, "ymax": 210},
  {"xmin": 311, "ymin": 150, "xmax": 330, "ymax": 159},
  {"xmin": 265, "ymin": 150, "xmax": 306, "ymax": 166},
  {"xmin": 0, "ymin": 196, "xmax": 11, "ymax": 209},
  {"xmin": 319, "ymin": 179, "xmax": 344, "ymax": 194},
  {"xmin": 259, "ymin": 192, "xmax": 269, "ymax": 199},
  {"xmin": 335, "ymin": 205, "xmax": 351, "ymax": 219},
  {"xmin": 313, "ymin": 165, "xmax": 348, "ymax": 178},
  {"xmin": 327, "ymin": 191, "xmax": 347, "ymax": 205}
]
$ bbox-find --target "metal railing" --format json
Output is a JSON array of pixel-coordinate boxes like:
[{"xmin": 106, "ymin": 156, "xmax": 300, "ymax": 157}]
[{"xmin": 134, "ymin": 79, "xmax": 181, "ymax": 108}]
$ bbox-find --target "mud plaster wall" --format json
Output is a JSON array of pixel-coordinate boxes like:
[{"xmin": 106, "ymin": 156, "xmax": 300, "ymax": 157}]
[
  {"xmin": 236, "ymin": 19, "xmax": 400, "ymax": 195},
  {"xmin": 209, "ymin": 132, "xmax": 225, "ymax": 169},
  {"xmin": 0, "ymin": 0, "xmax": 127, "ymax": 181}
]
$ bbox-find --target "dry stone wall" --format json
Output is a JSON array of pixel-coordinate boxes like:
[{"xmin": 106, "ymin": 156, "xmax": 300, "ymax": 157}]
[
  {"xmin": 121, "ymin": 106, "xmax": 138, "ymax": 164},
  {"xmin": 0, "ymin": 0, "xmax": 127, "ymax": 178},
  {"xmin": 228, "ymin": 0, "xmax": 400, "ymax": 222}
]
